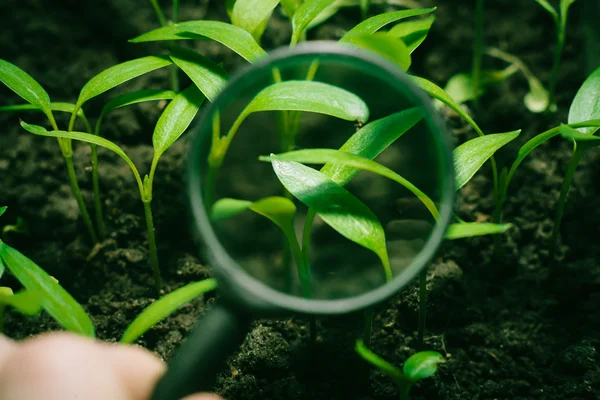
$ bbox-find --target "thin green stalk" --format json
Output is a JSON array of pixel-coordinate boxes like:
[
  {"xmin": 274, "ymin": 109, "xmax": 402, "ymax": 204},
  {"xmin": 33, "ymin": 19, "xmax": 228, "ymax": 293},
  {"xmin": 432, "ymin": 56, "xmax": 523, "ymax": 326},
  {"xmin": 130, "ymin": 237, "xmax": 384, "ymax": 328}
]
[
  {"xmin": 283, "ymin": 225, "xmax": 311, "ymax": 298},
  {"xmin": 548, "ymin": 17, "xmax": 566, "ymax": 109},
  {"xmin": 65, "ymin": 156, "xmax": 98, "ymax": 244},
  {"xmin": 551, "ymin": 143, "xmax": 585, "ymax": 246},
  {"xmin": 472, "ymin": 0, "xmax": 484, "ymax": 106},
  {"xmin": 149, "ymin": 0, "xmax": 167, "ymax": 26},
  {"xmin": 398, "ymin": 384, "xmax": 411, "ymax": 400},
  {"xmin": 172, "ymin": 0, "xmax": 180, "ymax": 22},
  {"xmin": 143, "ymin": 199, "xmax": 163, "ymax": 294},
  {"xmin": 363, "ymin": 308, "xmax": 374, "ymax": 348},
  {"xmin": 417, "ymin": 268, "xmax": 427, "ymax": 348}
]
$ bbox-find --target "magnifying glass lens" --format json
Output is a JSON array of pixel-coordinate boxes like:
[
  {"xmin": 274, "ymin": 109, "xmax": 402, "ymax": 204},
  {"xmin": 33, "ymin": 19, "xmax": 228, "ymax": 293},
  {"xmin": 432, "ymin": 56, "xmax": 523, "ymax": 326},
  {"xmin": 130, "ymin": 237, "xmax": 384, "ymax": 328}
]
[{"xmin": 197, "ymin": 47, "xmax": 451, "ymax": 302}]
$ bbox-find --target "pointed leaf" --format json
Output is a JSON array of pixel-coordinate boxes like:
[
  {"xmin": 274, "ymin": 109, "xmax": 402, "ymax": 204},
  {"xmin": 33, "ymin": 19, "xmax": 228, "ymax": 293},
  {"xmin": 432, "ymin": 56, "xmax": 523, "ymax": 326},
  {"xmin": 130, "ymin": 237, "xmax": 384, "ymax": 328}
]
[
  {"xmin": 343, "ymin": 33, "xmax": 411, "ymax": 70},
  {"xmin": 388, "ymin": 15, "xmax": 435, "ymax": 53},
  {"xmin": 131, "ymin": 21, "xmax": 267, "ymax": 63},
  {"xmin": 0, "ymin": 242, "xmax": 95, "ymax": 336},
  {"xmin": 120, "ymin": 279, "xmax": 217, "ymax": 344},
  {"xmin": 100, "ymin": 90, "xmax": 178, "ymax": 117},
  {"xmin": 340, "ymin": 7, "xmax": 436, "ymax": 40},
  {"xmin": 568, "ymin": 67, "xmax": 600, "ymax": 135},
  {"xmin": 454, "ymin": 130, "xmax": 521, "ymax": 190},
  {"xmin": 355, "ymin": 339, "xmax": 404, "ymax": 382},
  {"xmin": 0, "ymin": 59, "xmax": 53, "ymax": 120},
  {"xmin": 412, "ymin": 76, "xmax": 484, "ymax": 136},
  {"xmin": 403, "ymin": 351, "xmax": 445, "ymax": 382},
  {"xmin": 169, "ymin": 46, "xmax": 228, "ymax": 102},
  {"xmin": 232, "ymin": 0, "xmax": 279, "ymax": 40},
  {"xmin": 0, "ymin": 288, "xmax": 42, "ymax": 316},
  {"xmin": 0, "ymin": 206, "xmax": 6, "ymax": 218},
  {"xmin": 153, "ymin": 85, "xmax": 205, "ymax": 157},
  {"xmin": 270, "ymin": 158, "xmax": 391, "ymax": 279},
  {"xmin": 261, "ymin": 149, "xmax": 439, "ymax": 219},
  {"xmin": 76, "ymin": 56, "xmax": 172, "ymax": 108},
  {"xmin": 445, "ymin": 222, "xmax": 512, "ymax": 240},
  {"xmin": 212, "ymin": 197, "xmax": 297, "ymax": 229},
  {"xmin": 291, "ymin": 0, "xmax": 337, "ymax": 45},
  {"xmin": 534, "ymin": 0, "xmax": 558, "ymax": 21}
]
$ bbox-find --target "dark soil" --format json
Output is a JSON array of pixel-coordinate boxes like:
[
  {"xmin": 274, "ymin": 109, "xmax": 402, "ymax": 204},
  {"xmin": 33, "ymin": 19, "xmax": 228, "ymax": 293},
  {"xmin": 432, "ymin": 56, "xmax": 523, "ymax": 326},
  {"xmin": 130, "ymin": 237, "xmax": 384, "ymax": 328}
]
[{"xmin": 1, "ymin": 0, "xmax": 599, "ymax": 399}]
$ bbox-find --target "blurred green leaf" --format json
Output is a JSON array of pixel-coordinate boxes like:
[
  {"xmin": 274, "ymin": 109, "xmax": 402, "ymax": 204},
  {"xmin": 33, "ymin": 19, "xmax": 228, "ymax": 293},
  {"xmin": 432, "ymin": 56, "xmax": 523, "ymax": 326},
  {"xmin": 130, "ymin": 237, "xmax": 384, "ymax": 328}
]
[
  {"xmin": 211, "ymin": 198, "xmax": 253, "ymax": 221},
  {"xmin": 403, "ymin": 351, "xmax": 445, "ymax": 382},
  {"xmin": 342, "ymin": 33, "xmax": 411, "ymax": 70},
  {"xmin": 0, "ymin": 59, "xmax": 54, "ymax": 123},
  {"xmin": 444, "ymin": 66, "xmax": 518, "ymax": 105},
  {"xmin": 261, "ymin": 149, "xmax": 439, "ymax": 219},
  {"xmin": 388, "ymin": 15, "xmax": 435, "ymax": 53},
  {"xmin": 131, "ymin": 21, "xmax": 267, "ymax": 63},
  {"xmin": 0, "ymin": 206, "xmax": 6, "ymax": 218},
  {"xmin": 212, "ymin": 197, "xmax": 296, "ymax": 231},
  {"xmin": 291, "ymin": 0, "xmax": 337, "ymax": 45},
  {"xmin": 153, "ymin": 85, "xmax": 205, "ymax": 158},
  {"xmin": 120, "ymin": 279, "xmax": 217, "ymax": 344},
  {"xmin": 169, "ymin": 46, "xmax": 228, "ymax": 102},
  {"xmin": 568, "ymin": 67, "xmax": 600, "ymax": 135},
  {"xmin": 281, "ymin": 0, "xmax": 303, "ymax": 17},
  {"xmin": 340, "ymin": 7, "xmax": 435, "ymax": 39},
  {"xmin": 445, "ymin": 222, "xmax": 512, "ymax": 240},
  {"xmin": 0, "ymin": 242, "xmax": 95, "ymax": 336},
  {"xmin": 270, "ymin": 158, "xmax": 391, "ymax": 280},
  {"xmin": 454, "ymin": 130, "xmax": 520, "ymax": 190},
  {"xmin": 76, "ymin": 56, "xmax": 172, "ymax": 108},
  {"xmin": 0, "ymin": 288, "xmax": 42, "ymax": 316},
  {"xmin": 232, "ymin": 0, "xmax": 279, "ymax": 41}
]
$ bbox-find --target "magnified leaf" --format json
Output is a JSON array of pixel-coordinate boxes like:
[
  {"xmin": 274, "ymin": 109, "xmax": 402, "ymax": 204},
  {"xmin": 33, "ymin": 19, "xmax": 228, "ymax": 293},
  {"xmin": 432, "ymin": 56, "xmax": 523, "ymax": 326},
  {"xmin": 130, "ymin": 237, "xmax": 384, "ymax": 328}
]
[
  {"xmin": 454, "ymin": 130, "xmax": 520, "ymax": 190},
  {"xmin": 131, "ymin": 21, "xmax": 267, "ymax": 63},
  {"xmin": 120, "ymin": 279, "xmax": 217, "ymax": 344},
  {"xmin": 568, "ymin": 67, "xmax": 600, "ymax": 134},
  {"xmin": 355, "ymin": 339, "xmax": 404, "ymax": 381},
  {"xmin": 445, "ymin": 222, "xmax": 512, "ymax": 240},
  {"xmin": 403, "ymin": 351, "xmax": 445, "ymax": 382},
  {"xmin": 232, "ymin": 0, "xmax": 279, "ymax": 41},
  {"xmin": 291, "ymin": 0, "xmax": 337, "ymax": 45},
  {"xmin": 388, "ymin": 15, "xmax": 435, "ymax": 53},
  {"xmin": 0, "ymin": 242, "xmax": 95, "ymax": 337},
  {"xmin": 153, "ymin": 86, "xmax": 205, "ymax": 159},
  {"xmin": 342, "ymin": 33, "xmax": 411, "ymax": 70},
  {"xmin": 0, "ymin": 59, "xmax": 54, "ymax": 122},
  {"xmin": 0, "ymin": 288, "xmax": 42, "ymax": 316},
  {"xmin": 261, "ymin": 149, "xmax": 439, "ymax": 220},
  {"xmin": 411, "ymin": 76, "xmax": 484, "ymax": 136},
  {"xmin": 270, "ymin": 158, "xmax": 391, "ymax": 280},
  {"xmin": 340, "ymin": 7, "xmax": 435, "ymax": 40},
  {"xmin": 169, "ymin": 46, "xmax": 228, "ymax": 102},
  {"xmin": 76, "ymin": 56, "xmax": 173, "ymax": 108},
  {"xmin": 212, "ymin": 196, "xmax": 297, "ymax": 229}
]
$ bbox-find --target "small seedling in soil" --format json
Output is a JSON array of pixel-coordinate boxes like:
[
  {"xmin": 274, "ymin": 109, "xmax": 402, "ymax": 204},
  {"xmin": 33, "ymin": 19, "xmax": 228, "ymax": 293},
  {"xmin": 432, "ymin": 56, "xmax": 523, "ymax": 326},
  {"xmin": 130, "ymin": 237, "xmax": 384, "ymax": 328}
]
[{"xmin": 355, "ymin": 339, "xmax": 445, "ymax": 400}]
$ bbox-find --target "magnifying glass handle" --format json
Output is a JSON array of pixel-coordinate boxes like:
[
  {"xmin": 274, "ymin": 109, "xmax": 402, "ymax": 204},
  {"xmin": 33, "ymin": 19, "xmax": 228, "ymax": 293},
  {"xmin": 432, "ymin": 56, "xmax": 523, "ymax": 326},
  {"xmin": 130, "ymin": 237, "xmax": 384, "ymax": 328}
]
[{"xmin": 151, "ymin": 303, "xmax": 251, "ymax": 400}]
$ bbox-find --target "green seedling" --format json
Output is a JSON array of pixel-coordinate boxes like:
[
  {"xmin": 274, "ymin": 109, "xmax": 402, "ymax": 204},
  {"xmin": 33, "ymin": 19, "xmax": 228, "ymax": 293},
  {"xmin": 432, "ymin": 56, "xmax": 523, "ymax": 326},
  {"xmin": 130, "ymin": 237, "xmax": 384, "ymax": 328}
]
[
  {"xmin": 0, "ymin": 207, "xmax": 94, "ymax": 337},
  {"xmin": 534, "ymin": 0, "xmax": 577, "ymax": 110},
  {"xmin": 121, "ymin": 278, "xmax": 217, "ymax": 344},
  {"xmin": 20, "ymin": 85, "xmax": 205, "ymax": 293},
  {"xmin": 355, "ymin": 339, "xmax": 445, "ymax": 400}
]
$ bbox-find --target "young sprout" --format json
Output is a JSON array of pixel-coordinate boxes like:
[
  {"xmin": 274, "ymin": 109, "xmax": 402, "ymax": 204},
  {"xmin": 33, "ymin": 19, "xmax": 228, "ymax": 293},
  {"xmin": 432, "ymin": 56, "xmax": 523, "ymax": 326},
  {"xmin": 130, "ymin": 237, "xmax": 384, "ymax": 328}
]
[{"xmin": 355, "ymin": 339, "xmax": 445, "ymax": 400}]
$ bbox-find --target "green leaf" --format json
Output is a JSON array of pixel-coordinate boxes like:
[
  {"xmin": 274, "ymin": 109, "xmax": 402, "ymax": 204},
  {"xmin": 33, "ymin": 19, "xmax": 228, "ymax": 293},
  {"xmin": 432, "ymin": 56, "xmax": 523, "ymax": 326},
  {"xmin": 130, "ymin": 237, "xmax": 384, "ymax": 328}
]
[
  {"xmin": 0, "ymin": 257, "xmax": 5, "ymax": 280},
  {"xmin": 291, "ymin": 0, "xmax": 337, "ymax": 45},
  {"xmin": 444, "ymin": 67, "xmax": 518, "ymax": 105},
  {"xmin": 281, "ymin": 0, "xmax": 302, "ymax": 17},
  {"xmin": 321, "ymin": 108, "xmax": 423, "ymax": 185},
  {"xmin": 20, "ymin": 121, "xmax": 142, "ymax": 190},
  {"xmin": 0, "ymin": 288, "xmax": 42, "ymax": 316},
  {"xmin": 342, "ymin": 33, "xmax": 411, "ymax": 70},
  {"xmin": 76, "ymin": 56, "xmax": 173, "ymax": 108},
  {"xmin": 0, "ymin": 59, "xmax": 54, "ymax": 122},
  {"xmin": 261, "ymin": 149, "xmax": 439, "ymax": 220},
  {"xmin": 568, "ymin": 67, "xmax": 600, "ymax": 135},
  {"xmin": 100, "ymin": 90, "xmax": 178, "ymax": 118},
  {"xmin": 559, "ymin": 124, "xmax": 600, "ymax": 142},
  {"xmin": 411, "ymin": 76, "xmax": 484, "ymax": 136},
  {"xmin": 131, "ymin": 21, "xmax": 267, "ymax": 63},
  {"xmin": 340, "ymin": 7, "xmax": 436, "ymax": 40},
  {"xmin": 232, "ymin": 0, "xmax": 279, "ymax": 40},
  {"xmin": 355, "ymin": 339, "xmax": 404, "ymax": 382},
  {"xmin": 402, "ymin": 351, "xmax": 445, "ymax": 382},
  {"xmin": 120, "ymin": 279, "xmax": 217, "ymax": 344},
  {"xmin": 0, "ymin": 242, "xmax": 95, "ymax": 336},
  {"xmin": 0, "ymin": 206, "xmax": 6, "ymax": 218},
  {"xmin": 212, "ymin": 197, "xmax": 297, "ymax": 231},
  {"xmin": 560, "ymin": 0, "xmax": 576, "ymax": 26},
  {"xmin": 211, "ymin": 198, "xmax": 253, "ymax": 221},
  {"xmin": 534, "ymin": 0, "xmax": 558, "ymax": 22},
  {"xmin": 445, "ymin": 222, "xmax": 512, "ymax": 240},
  {"xmin": 153, "ymin": 85, "xmax": 205, "ymax": 158},
  {"xmin": 387, "ymin": 15, "xmax": 435, "ymax": 53},
  {"xmin": 169, "ymin": 46, "xmax": 228, "ymax": 102},
  {"xmin": 238, "ymin": 80, "xmax": 369, "ymax": 125},
  {"xmin": 454, "ymin": 130, "xmax": 521, "ymax": 190},
  {"xmin": 270, "ymin": 158, "xmax": 391, "ymax": 280}
]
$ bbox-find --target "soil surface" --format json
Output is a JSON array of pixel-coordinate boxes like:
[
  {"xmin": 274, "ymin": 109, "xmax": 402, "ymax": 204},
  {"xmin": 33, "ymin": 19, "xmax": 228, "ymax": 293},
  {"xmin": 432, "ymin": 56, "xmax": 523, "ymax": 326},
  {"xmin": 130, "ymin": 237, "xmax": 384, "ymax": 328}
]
[{"xmin": 1, "ymin": 0, "xmax": 599, "ymax": 399}]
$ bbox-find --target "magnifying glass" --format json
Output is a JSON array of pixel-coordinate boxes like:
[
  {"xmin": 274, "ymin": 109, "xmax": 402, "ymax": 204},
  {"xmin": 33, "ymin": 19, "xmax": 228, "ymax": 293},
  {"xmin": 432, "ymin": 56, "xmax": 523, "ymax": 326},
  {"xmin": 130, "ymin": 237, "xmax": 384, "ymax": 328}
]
[{"xmin": 151, "ymin": 42, "xmax": 454, "ymax": 400}]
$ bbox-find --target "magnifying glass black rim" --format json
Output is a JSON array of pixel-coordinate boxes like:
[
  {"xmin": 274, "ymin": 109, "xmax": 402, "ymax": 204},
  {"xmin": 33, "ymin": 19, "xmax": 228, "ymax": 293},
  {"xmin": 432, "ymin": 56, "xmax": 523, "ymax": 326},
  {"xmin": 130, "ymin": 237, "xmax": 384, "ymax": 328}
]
[{"xmin": 187, "ymin": 41, "xmax": 455, "ymax": 316}]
